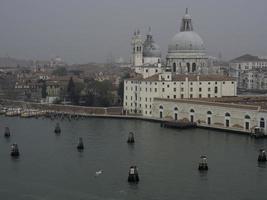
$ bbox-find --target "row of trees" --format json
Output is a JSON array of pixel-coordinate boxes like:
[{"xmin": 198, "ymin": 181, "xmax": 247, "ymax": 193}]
[
  {"xmin": 41, "ymin": 71, "xmax": 131, "ymax": 107},
  {"xmin": 66, "ymin": 77, "xmax": 114, "ymax": 107}
]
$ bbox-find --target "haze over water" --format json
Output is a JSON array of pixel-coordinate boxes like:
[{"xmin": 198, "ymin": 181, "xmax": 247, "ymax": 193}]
[{"xmin": 0, "ymin": 116, "xmax": 267, "ymax": 200}]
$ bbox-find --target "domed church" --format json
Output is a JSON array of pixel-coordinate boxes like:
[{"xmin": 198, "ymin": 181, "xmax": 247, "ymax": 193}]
[
  {"xmin": 131, "ymin": 8, "xmax": 209, "ymax": 76},
  {"xmin": 167, "ymin": 8, "xmax": 208, "ymax": 74}
]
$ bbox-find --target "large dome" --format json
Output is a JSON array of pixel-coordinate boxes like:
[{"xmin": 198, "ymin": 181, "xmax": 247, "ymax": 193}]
[{"xmin": 168, "ymin": 31, "xmax": 205, "ymax": 53}]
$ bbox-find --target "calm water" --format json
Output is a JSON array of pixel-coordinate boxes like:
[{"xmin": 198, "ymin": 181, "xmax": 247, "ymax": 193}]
[{"xmin": 1, "ymin": 116, "xmax": 267, "ymax": 200}]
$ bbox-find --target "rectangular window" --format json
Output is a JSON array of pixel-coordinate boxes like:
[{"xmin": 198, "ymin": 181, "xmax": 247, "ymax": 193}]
[
  {"xmin": 199, "ymin": 88, "xmax": 202, "ymax": 92},
  {"xmin": 155, "ymin": 88, "xmax": 157, "ymax": 92},
  {"xmin": 145, "ymin": 98, "xmax": 147, "ymax": 102},
  {"xmin": 125, "ymin": 96, "xmax": 127, "ymax": 100},
  {"xmin": 208, "ymin": 88, "xmax": 211, "ymax": 91},
  {"xmin": 190, "ymin": 88, "xmax": 193, "ymax": 92},
  {"xmin": 174, "ymin": 88, "xmax": 176, "ymax": 92},
  {"xmin": 199, "ymin": 94, "xmax": 202, "ymax": 98},
  {"xmin": 181, "ymin": 94, "xmax": 184, "ymax": 99},
  {"xmin": 190, "ymin": 94, "xmax": 193, "ymax": 98},
  {"xmin": 167, "ymin": 96, "xmax": 170, "ymax": 99},
  {"xmin": 215, "ymin": 86, "xmax": 218, "ymax": 93},
  {"xmin": 162, "ymin": 88, "xmax": 165, "ymax": 92},
  {"xmin": 181, "ymin": 88, "xmax": 184, "ymax": 92},
  {"xmin": 208, "ymin": 94, "xmax": 211, "ymax": 98},
  {"xmin": 174, "ymin": 95, "xmax": 176, "ymax": 99}
]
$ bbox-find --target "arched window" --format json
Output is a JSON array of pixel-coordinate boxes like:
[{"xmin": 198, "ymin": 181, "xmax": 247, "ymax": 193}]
[
  {"xmin": 190, "ymin": 109, "xmax": 195, "ymax": 113},
  {"xmin": 174, "ymin": 107, "xmax": 178, "ymax": 111},
  {"xmin": 187, "ymin": 63, "xmax": 190, "ymax": 72},
  {"xmin": 173, "ymin": 63, "xmax": 176, "ymax": 72},
  {"xmin": 225, "ymin": 112, "xmax": 231, "ymax": 117},
  {"xmin": 159, "ymin": 105, "xmax": 163, "ymax": 109},
  {"xmin": 207, "ymin": 111, "xmax": 212, "ymax": 115},
  {"xmin": 245, "ymin": 115, "xmax": 250, "ymax": 119},
  {"xmin": 192, "ymin": 63, "xmax": 196, "ymax": 72},
  {"xmin": 260, "ymin": 118, "xmax": 265, "ymax": 128}
]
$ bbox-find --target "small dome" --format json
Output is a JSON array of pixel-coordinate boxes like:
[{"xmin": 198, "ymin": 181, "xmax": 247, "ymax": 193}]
[
  {"xmin": 143, "ymin": 27, "xmax": 161, "ymax": 58},
  {"xmin": 143, "ymin": 42, "xmax": 161, "ymax": 57},
  {"xmin": 168, "ymin": 31, "xmax": 205, "ymax": 53}
]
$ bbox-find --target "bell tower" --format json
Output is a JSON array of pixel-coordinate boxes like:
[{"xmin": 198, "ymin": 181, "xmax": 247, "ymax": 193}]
[{"xmin": 131, "ymin": 29, "xmax": 143, "ymax": 66}]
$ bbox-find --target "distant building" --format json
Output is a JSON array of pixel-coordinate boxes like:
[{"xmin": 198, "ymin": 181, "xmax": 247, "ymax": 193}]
[{"xmin": 229, "ymin": 54, "xmax": 267, "ymax": 90}]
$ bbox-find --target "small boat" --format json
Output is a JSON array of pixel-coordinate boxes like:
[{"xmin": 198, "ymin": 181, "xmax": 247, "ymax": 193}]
[
  {"xmin": 4, "ymin": 127, "xmax": 10, "ymax": 138},
  {"xmin": 54, "ymin": 123, "xmax": 61, "ymax": 134},
  {"xmin": 10, "ymin": 143, "xmax": 20, "ymax": 157},
  {"xmin": 77, "ymin": 137, "xmax": 84, "ymax": 150}
]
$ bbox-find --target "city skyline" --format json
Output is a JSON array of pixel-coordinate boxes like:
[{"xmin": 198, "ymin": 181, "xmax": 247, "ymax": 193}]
[{"xmin": 0, "ymin": 0, "xmax": 266, "ymax": 64}]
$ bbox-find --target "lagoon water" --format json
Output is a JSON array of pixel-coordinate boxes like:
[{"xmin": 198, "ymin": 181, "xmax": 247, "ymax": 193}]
[{"xmin": 1, "ymin": 116, "xmax": 267, "ymax": 200}]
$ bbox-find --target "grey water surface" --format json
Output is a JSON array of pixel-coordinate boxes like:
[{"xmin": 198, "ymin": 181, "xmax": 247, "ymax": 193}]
[{"xmin": 0, "ymin": 116, "xmax": 267, "ymax": 200}]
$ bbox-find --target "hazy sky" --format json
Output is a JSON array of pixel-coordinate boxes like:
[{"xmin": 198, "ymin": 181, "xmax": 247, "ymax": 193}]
[{"xmin": 0, "ymin": 0, "xmax": 266, "ymax": 64}]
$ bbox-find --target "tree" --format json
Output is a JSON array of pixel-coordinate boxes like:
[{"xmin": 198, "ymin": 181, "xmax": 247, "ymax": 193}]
[
  {"xmin": 52, "ymin": 67, "xmax": 67, "ymax": 76},
  {"xmin": 67, "ymin": 77, "xmax": 76, "ymax": 103},
  {"xmin": 82, "ymin": 79, "xmax": 114, "ymax": 107}
]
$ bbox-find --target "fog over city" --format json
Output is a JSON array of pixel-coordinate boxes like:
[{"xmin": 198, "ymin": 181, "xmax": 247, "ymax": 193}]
[{"xmin": 0, "ymin": 0, "xmax": 266, "ymax": 64}]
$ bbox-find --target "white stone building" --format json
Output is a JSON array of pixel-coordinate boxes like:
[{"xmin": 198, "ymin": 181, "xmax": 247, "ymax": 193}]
[
  {"xmin": 124, "ymin": 74, "xmax": 236, "ymax": 116},
  {"xmin": 152, "ymin": 97, "xmax": 267, "ymax": 134}
]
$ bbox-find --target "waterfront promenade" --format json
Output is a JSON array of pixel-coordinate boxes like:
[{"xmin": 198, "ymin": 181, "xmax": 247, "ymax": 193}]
[{"xmin": 0, "ymin": 99, "xmax": 263, "ymax": 136}]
